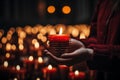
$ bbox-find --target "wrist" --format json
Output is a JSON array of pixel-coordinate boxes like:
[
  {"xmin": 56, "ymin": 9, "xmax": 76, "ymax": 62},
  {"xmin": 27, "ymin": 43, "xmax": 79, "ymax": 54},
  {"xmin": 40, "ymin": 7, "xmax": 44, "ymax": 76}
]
[{"xmin": 87, "ymin": 48, "xmax": 94, "ymax": 60}]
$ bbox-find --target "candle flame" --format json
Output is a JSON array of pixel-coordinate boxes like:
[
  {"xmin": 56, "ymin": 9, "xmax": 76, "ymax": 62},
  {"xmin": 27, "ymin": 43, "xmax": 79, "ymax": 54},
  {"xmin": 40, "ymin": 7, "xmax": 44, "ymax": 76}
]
[
  {"xmin": 16, "ymin": 65, "xmax": 20, "ymax": 71},
  {"xmin": 74, "ymin": 70, "xmax": 79, "ymax": 76},
  {"xmin": 38, "ymin": 57, "xmax": 43, "ymax": 63},
  {"xmin": 48, "ymin": 64, "xmax": 52, "ymax": 70},
  {"xmin": 4, "ymin": 61, "xmax": 8, "ymax": 68},
  {"xmin": 29, "ymin": 56, "xmax": 34, "ymax": 61},
  {"xmin": 59, "ymin": 27, "xmax": 63, "ymax": 35}
]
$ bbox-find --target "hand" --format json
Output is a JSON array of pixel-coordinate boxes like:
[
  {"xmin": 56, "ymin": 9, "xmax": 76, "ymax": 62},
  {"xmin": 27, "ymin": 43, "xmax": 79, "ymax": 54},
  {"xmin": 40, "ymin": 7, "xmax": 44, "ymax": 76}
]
[{"xmin": 44, "ymin": 38, "xmax": 94, "ymax": 65}]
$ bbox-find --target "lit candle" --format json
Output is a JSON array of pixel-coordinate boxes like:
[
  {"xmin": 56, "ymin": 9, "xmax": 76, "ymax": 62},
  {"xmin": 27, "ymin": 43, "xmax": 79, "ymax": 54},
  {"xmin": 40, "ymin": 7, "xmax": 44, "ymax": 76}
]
[
  {"xmin": 48, "ymin": 28, "xmax": 69, "ymax": 42},
  {"xmin": 28, "ymin": 56, "xmax": 34, "ymax": 61},
  {"xmin": 16, "ymin": 65, "xmax": 20, "ymax": 71},
  {"xmin": 3, "ymin": 61, "xmax": 8, "ymax": 68},
  {"xmin": 35, "ymin": 57, "xmax": 44, "ymax": 70},
  {"xmin": 43, "ymin": 64, "xmax": 57, "ymax": 80},
  {"xmin": 69, "ymin": 70, "xmax": 85, "ymax": 80},
  {"xmin": 48, "ymin": 27, "xmax": 70, "ymax": 57}
]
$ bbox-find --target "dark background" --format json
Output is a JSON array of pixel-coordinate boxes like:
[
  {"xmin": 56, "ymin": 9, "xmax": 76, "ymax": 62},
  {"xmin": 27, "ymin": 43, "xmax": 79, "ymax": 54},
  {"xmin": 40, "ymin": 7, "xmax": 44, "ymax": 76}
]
[{"xmin": 0, "ymin": 0, "xmax": 98, "ymax": 30}]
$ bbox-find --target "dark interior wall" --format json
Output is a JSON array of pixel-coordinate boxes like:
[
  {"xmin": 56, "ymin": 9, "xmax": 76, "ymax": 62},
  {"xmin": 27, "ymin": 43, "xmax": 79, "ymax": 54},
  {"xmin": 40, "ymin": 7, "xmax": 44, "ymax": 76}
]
[{"xmin": 0, "ymin": 0, "xmax": 98, "ymax": 29}]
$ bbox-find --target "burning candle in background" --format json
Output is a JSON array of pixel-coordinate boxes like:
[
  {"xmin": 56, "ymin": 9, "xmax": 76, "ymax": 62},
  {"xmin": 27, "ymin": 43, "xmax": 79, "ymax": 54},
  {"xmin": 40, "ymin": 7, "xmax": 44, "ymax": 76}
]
[
  {"xmin": 43, "ymin": 64, "xmax": 57, "ymax": 80},
  {"xmin": 69, "ymin": 70, "xmax": 85, "ymax": 80},
  {"xmin": 35, "ymin": 57, "xmax": 44, "ymax": 70},
  {"xmin": 3, "ymin": 61, "xmax": 8, "ymax": 68},
  {"xmin": 28, "ymin": 56, "xmax": 34, "ymax": 61},
  {"xmin": 16, "ymin": 65, "xmax": 20, "ymax": 71}
]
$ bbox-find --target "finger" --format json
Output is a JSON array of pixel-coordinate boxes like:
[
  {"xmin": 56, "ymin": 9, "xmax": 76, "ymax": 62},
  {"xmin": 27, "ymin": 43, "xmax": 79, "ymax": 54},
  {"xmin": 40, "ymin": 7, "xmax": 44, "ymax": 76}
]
[{"xmin": 44, "ymin": 49, "xmax": 73, "ymax": 62}]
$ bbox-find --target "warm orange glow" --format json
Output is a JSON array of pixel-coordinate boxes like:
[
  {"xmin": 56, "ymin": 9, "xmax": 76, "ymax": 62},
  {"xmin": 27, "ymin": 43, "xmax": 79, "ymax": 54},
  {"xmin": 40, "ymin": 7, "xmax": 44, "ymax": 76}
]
[
  {"xmin": 38, "ymin": 57, "xmax": 43, "ymax": 63},
  {"xmin": 11, "ymin": 44, "xmax": 16, "ymax": 51},
  {"xmin": 41, "ymin": 36, "xmax": 47, "ymax": 42},
  {"xmin": 6, "ymin": 43, "xmax": 11, "ymax": 51},
  {"xmin": 71, "ymin": 28, "xmax": 79, "ymax": 37},
  {"xmin": 18, "ymin": 38, "xmax": 23, "ymax": 44},
  {"xmin": 1, "ymin": 37, "xmax": 7, "ymax": 44},
  {"xmin": 47, "ymin": 5, "xmax": 55, "ymax": 14},
  {"xmin": 62, "ymin": 6, "xmax": 71, "ymax": 14},
  {"xmin": 19, "ymin": 44, "xmax": 24, "ymax": 50},
  {"xmin": 0, "ymin": 29, "xmax": 4, "ymax": 38},
  {"xmin": 74, "ymin": 70, "xmax": 79, "ymax": 76},
  {"xmin": 32, "ymin": 27, "xmax": 38, "ymax": 34},
  {"xmin": 34, "ymin": 42, "xmax": 39, "ymax": 48},
  {"xmin": 37, "ymin": 33, "xmax": 43, "ymax": 40},
  {"xmin": 32, "ymin": 39, "xmax": 38, "ymax": 45},
  {"xmin": 7, "ymin": 34, "xmax": 12, "ymax": 40},
  {"xmin": 19, "ymin": 31, "xmax": 26, "ymax": 39},
  {"xmin": 49, "ymin": 29, "xmax": 56, "ymax": 35},
  {"xmin": 79, "ymin": 33, "xmax": 86, "ymax": 39},
  {"xmin": 48, "ymin": 64, "xmax": 52, "ymax": 70},
  {"xmin": 24, "ymin": 25, "xmax": 32, "ymax": 34},
  {"xmin": 5, "ymin": 53, "xmax": 10, "ymax": 58},
  {"xmin": 40, "ymin": 28, "xmax": 47, "ymax": 35},
  {"xmin": 29, "ymin": 56, "xmax": 34, "ymax": 61},
  {"xmin": 59, "ymin": 27, "xmax": 63, "ymax": 35},
  {"xmin": 79, "ymin": 24, "xmax": 91, "ymax": 37}
]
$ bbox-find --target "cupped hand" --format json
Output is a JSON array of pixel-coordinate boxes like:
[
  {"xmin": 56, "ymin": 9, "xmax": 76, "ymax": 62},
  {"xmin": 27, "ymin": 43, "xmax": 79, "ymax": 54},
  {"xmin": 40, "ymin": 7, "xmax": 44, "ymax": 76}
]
[{"xmin": 44, "ymin": 38, "xmax": 94, "ymax": 65}]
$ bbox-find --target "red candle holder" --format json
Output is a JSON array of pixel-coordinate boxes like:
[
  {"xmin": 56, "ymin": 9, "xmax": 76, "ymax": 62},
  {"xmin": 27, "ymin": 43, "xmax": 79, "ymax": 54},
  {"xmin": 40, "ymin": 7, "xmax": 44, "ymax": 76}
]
[{"xmin": 48, "ymin": 34, "xmax": 70, "ymax": 57}]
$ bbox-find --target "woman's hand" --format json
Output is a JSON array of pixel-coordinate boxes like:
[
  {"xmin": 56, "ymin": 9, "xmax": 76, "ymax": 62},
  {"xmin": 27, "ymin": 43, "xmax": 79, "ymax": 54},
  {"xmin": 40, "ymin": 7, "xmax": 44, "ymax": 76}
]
[{"xmin": 44, "ymin": 38, "xmax": 94, "ymax": 65}]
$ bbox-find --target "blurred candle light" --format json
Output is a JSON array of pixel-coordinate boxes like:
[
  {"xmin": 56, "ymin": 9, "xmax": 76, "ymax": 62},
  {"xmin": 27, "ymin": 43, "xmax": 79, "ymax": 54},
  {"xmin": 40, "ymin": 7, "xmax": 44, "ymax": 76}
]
[
  {"xmin": 13, "ymin": 77, "xmax": 18, "ymax": 80},
  {"xmin": 5, "ymin": 53, "xmax": 10, "ymax": 58},
  {"xmin": 18, "ymin": 38, "xmax": 23, "ymax": 44},
  {"xmin": 47, "ymin": 5, "xmax": 56, "ymax": 14},
  {"xmin": 29, "ymin": 56, "xmax": 34, "ymax": 61},
  {"xmin": 11, "ymin": 44, "xmax": 16, "ymax": 51},
  {"xmin": 48, "ymin": 64, "xmax": 52, "ymax": 70},
  {"xmin": 36, "ymin": 77, "xmax": 40, "ymax": 80},
  {"xmin": 62, "ymin": 5, "xmax": 71, "ymax": 14},
  {"xmin": 49, "ymin": 29, "xmax": 56, "ymax": 35},
  {"xmin": 19, "ymin": 44, "xmax": 24, "ymax": 50},
  {"xmin": 71, "ymin": 28, "xmax": 79, "ymax": 37},
  {"xmin": 1, "ymin": 37, "xmax": 7, "ymax": 44},
  {"xmin": 32, "ymin": 39, "xmax": 38, "ymax": 45},
  {"xmin": 6, "ymin": 43, "xmax": 11, "ymax": 51},
  {"xmin": 34, "ymin": 42, "xmax": 39, "ymax": 49},
  {"xmin": 79, "ymin": 33, "xmax": 86, "ymax": 39},
  {"xmin": 16, "ymin": 65, "xmax": 20, "ymax": 71},
  {"xmin": 3, "ymin": 61, "xmax": 8, "ymax": 68},
  {"xmin": 38, "ymin": 57, "xmax": 43, "ymax": 63},
  {"xmin": 74, "ymin": 70, "xmax": 79, "ymax": 76},
  {"xmin": 0, "ymin": 29, "xmax": 4, "ymax": 38}
]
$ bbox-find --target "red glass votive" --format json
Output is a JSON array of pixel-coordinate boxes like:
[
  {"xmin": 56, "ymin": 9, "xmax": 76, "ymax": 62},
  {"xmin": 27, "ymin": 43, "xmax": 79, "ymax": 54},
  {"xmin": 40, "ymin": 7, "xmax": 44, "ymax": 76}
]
[{"xmin": 48, "ymin": 34, "xmax": 70, "ymax": 57}]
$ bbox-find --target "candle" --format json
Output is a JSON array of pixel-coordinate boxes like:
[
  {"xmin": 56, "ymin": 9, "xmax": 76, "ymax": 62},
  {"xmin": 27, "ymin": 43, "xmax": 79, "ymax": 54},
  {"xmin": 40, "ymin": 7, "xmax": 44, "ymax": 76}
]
[
  {"xmin": 69, "ymin": 70, "xmax": 85, "ymax": 80},
  {"xmin": 34, "ymin": 57, "xmax": 44, "ymax": 70},
  {"xmin": 58, "ymin": 65, "xmax": 69, "ymax": 80},
  {"xmin": 48, "ymin": 27, "xmax": 70, "ymax": 57},
  {"xmin": 43, "ymin": 64, "xmax": 57, "ymax": 80}
]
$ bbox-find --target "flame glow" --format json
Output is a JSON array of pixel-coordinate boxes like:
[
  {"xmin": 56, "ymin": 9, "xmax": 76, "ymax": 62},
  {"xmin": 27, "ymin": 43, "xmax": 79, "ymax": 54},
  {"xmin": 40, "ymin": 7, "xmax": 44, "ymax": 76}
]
[
  {"xmin": 48, "ymin": 64, "xmax": 52, "ymax": 70},
  {"xmin": 74, "ymin": 70, "xmax": 79, "ymax": 76},
  {"xmin": 59, "ymin": 28, "xmax": 63, "ymax": 35}
]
